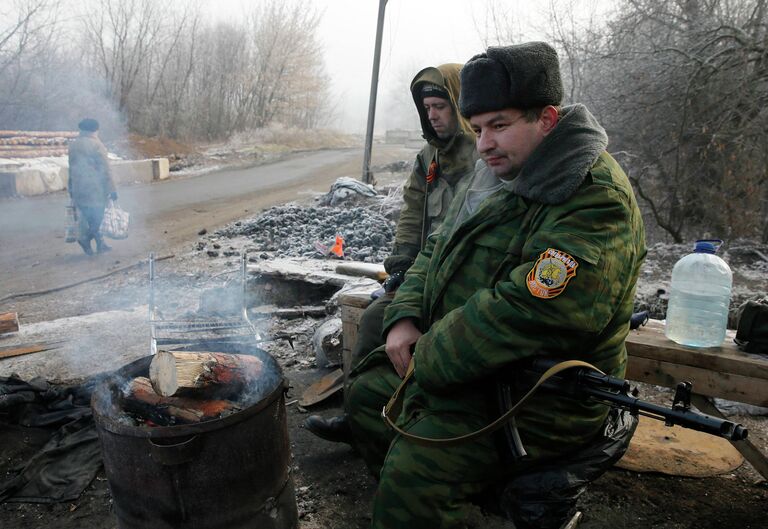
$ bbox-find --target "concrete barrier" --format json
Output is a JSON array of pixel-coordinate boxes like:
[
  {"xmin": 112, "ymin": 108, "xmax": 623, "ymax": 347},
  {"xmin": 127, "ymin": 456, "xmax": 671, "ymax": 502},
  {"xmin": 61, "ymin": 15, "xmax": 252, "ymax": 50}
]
[
  {"xmin": 8, "ymin": 160, "xmax": 69, "ymax": 196},
  {"xmin": 3, "ymin": 157, "xmax": 169, "ymax": 196},
  {"xmin": 111, "ymin": 158, "xmax": 169, "ymax": 184}
]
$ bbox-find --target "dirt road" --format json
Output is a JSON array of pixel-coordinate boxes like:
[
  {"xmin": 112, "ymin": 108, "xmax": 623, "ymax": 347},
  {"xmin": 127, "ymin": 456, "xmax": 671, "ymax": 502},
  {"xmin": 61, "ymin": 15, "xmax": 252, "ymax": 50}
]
[{"xmin": 0, "ymin": 146, "xmax": 414, "ymax": 300}]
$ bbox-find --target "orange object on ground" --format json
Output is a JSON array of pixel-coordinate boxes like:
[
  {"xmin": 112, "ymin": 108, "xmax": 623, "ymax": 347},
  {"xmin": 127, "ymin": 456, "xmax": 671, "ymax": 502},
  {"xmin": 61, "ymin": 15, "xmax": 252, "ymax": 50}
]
[{"xmin": 330, "ymin": 235, "xmax": 344, "ymax": 258}]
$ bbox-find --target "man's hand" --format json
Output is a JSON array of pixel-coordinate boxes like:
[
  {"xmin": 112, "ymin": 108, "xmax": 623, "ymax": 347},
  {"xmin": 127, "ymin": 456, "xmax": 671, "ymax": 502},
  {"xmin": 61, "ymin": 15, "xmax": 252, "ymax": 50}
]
[{"xmin": 385, "ymin": 318, "xmax": 422, "ymax": 378}]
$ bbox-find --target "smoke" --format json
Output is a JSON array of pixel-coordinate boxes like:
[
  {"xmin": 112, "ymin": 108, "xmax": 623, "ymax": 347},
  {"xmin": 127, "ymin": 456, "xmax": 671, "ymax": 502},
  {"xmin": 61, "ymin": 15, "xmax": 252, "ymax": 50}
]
[{"xmin": 0, "ymin": 44, "xmax": 129, "ymax": 149}]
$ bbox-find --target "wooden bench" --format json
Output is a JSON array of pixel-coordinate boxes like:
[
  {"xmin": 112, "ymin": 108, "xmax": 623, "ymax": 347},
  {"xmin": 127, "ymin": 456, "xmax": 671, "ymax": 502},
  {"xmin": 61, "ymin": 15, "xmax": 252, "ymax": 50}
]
[{"xmin": 339, "ymin": 288, "xmax": 768, "ymax": 480}]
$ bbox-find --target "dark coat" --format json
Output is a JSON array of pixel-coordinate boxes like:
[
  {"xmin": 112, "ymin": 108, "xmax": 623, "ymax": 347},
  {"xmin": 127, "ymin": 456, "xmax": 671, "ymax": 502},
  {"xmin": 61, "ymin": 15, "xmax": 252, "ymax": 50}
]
[{"xmin": 67, "ymin": 132, "xmax": 116, "ymax": 208}]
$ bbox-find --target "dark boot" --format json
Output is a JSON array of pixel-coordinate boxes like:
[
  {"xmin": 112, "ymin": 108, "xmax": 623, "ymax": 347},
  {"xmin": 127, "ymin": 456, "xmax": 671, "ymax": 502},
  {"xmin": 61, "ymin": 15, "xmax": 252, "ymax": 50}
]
[
  {"xmin": 78, "ymin": 240, "xmax": 93, "ymax": 255},
  {"xmin": 303, "ymin": 414, "xmax": 353, "ymax": 444}
]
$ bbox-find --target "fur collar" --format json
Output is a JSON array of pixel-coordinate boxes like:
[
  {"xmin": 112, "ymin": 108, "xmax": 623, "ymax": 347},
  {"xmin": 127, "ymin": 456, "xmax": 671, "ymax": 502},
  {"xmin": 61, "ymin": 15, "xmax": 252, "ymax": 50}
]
[{"xmin": 505, "ymin": 104, "xmax": 607, "ymax": 204}]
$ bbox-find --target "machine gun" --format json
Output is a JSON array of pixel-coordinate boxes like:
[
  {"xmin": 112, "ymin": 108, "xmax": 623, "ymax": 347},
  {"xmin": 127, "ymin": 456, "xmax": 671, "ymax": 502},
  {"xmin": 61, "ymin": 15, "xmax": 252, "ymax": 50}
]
[{"xmin": 526, "ymin": 358, "xmax": 747, "ymax": 441}]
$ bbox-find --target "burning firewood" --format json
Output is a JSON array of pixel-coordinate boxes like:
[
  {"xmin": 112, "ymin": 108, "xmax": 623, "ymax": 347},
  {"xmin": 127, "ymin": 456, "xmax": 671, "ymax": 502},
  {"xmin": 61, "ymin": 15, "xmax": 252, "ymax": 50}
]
[
  {"xmin": 122, "ymin": 377, "xmax": 240, "ymax": 425},
  {"xmin": 149, "ymin": 351, "xmax": 263, "ymax": 398}
]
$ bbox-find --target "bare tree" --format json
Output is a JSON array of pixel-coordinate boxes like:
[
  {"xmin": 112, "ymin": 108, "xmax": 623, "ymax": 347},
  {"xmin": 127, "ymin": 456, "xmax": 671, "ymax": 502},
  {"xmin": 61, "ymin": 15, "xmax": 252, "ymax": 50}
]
[
  {"xmin": 0, "ymin": 0, "xmax": 63, "ymax": 126},
  {"xmin": 81, "ymin": 0, "xmax": 168, "ymax": 115},
  {"xmin": 584, "ymin": 0, "xmax": 768, "ymax": 242},
  {"xmin": 0, "ymin": 0, "xmax": 336, "ymax": 142}
]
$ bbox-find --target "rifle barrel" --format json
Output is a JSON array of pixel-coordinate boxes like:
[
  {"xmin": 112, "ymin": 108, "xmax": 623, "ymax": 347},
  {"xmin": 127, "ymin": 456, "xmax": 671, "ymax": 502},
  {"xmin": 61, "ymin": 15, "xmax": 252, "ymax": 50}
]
[
  {"xmin": 527, "ymin": 359, "xmax": 748, "ymax": 442},
  {"xmin": 581, "ymin": 385, "xmax": 748, "ymax": 441}
]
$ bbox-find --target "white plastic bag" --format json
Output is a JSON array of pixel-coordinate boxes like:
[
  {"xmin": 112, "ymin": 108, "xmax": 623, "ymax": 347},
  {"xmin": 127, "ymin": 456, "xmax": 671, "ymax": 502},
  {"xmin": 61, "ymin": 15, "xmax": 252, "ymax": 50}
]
[{"xmin": 100, "ymin": 199, "xmax": 130, "ymax": 239}]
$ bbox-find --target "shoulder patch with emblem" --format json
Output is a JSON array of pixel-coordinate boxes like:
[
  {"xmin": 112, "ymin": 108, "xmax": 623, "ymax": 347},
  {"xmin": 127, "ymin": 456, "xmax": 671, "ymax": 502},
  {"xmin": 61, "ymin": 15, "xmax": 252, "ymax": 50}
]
[{"xmin": 526, "ymin": 248, "xmax": 579, "ymax": 299}]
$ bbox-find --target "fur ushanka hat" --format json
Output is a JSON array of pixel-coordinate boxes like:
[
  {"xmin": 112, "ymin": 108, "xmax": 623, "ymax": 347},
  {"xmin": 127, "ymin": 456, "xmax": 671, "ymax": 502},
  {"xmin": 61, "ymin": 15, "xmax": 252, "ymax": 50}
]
[{"xmin": 459, "ymin": 42, "xmax": 563, "ymax": 118}]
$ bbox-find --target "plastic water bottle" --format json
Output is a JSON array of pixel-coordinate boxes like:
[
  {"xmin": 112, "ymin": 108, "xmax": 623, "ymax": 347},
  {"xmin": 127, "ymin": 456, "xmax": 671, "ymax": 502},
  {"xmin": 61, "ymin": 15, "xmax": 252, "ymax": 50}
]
[{"xmin": 665, "ymin": 239, "xmax": 733, "ymax": 347}]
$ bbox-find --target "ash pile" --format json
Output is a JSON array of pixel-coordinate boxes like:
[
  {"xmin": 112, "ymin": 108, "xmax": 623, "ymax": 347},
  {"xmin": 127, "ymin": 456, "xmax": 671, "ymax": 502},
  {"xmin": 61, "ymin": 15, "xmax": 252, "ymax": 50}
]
[{"xmin": 217, "ymin": 178, "xmax": 400, "ymax": 263}]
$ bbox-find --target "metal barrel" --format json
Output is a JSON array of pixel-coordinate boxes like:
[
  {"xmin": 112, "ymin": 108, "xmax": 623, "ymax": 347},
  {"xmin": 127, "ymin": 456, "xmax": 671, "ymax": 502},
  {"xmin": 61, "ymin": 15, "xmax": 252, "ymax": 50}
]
[{"xmin": 91, "ymin": 343, "xmax": 297, "ymax": 529}]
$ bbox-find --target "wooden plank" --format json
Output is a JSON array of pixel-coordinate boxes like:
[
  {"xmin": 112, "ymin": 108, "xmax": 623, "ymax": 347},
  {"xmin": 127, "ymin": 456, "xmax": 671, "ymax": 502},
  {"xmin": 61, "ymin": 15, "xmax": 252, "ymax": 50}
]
[
  {"xmin": 0, "ymin": 147, "xmax": 67, "ymax": 158},
  {"xmin": 0, "ymin": 341, "xmax": 63, "ymax": 359},
  {"xmin": 0, "ymin": 130, "xmax": 77, "ymax": 138},
  {"xmin": 249, "ymin": 305, "xmax": 327, "ymax": 319},
  {"xmin": 626, "ymin": 319, "xmax": 768, "ymax": 379},
  {"xmin": 0, "ymin": 312, "xmax": 19, "ymax": 334},
  {"xmin": 691, "ymin": 394, "xmax": 768, "ymax": 481},
  {"xmin": 626, "ymin": 356, "xmax": 768, "ymax": 407}
]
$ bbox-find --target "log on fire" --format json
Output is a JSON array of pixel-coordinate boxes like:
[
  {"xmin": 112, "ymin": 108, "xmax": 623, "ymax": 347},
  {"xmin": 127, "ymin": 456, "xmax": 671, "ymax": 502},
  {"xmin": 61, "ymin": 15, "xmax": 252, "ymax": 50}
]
[
  {"xmin": 149, "ymin": 351, "xmax": 264, "ymax": 398},
  {"xmin": 122, "ymin": 377, "xmax": 240, "ymax": 425}
]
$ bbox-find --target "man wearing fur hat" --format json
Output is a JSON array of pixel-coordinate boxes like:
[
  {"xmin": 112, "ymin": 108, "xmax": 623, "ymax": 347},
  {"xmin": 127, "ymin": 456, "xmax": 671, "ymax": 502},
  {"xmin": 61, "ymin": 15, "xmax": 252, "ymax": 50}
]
[
  {"xmin": 304, "ymin": 63, "xmax": 477, "ymax": 441},
  {"xmin": 67, "ymin": 118, "xmax": 117, "ymax": 255},
  {"xmin": 343, "ymin": 42, "xmax": 646, "ymax": 528}
]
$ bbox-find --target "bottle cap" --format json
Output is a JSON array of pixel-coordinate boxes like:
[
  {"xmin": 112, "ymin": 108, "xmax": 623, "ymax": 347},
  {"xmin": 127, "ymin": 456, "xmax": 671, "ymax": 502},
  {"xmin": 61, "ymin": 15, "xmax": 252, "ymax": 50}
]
[{"xmin": 694, "ymin": 239, "xmax": 722, "ymax": 254}]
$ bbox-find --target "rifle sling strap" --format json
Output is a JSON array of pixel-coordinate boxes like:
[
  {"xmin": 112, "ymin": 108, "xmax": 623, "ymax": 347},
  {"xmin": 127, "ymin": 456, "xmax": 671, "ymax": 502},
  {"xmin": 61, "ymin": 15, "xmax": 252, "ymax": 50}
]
[{"xmin": 382, "ymin": 359, "xmax": 603, "ymax": 447}]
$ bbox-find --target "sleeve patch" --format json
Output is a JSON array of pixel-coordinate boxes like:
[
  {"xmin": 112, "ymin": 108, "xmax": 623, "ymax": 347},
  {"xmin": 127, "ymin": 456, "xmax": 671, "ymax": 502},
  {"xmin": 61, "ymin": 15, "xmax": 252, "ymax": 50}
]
[{"xmin": 526, "ymin": 248, "xmax": 579, "ymax": 299}]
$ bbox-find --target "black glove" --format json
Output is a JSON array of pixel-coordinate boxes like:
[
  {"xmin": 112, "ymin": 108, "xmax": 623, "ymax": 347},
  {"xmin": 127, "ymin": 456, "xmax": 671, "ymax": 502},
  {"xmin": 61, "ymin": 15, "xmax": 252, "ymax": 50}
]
[
  {"xmin": 383, "ymin": 254, "xmax": 415, "ymax": 275},
  {"xmin": 382, "ymin": 270, "xmax": 406, "ymax": 293},
  {"xmin": 109, "ymin": 192, "xmax": 118, "ymax": 201}
]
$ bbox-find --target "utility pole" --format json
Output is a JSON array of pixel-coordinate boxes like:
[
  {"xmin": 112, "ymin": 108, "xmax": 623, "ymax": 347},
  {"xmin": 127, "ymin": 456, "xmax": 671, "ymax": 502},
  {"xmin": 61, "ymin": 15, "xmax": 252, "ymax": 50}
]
[{"xmin": 361, "ymin": 0, "xmax": 387, "ymax": 185}]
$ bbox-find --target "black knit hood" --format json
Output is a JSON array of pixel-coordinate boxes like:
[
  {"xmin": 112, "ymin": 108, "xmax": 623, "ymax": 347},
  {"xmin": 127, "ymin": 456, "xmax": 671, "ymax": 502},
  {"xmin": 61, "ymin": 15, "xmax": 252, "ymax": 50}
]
[{"xmin": 410, "ymin": 63, "xmax": 473, "ymax": 151}]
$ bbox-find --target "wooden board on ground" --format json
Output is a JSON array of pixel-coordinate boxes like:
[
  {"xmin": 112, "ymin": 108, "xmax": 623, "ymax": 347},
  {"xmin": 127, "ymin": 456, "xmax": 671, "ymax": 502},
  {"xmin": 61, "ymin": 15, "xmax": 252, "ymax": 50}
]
[
  {"xmin": 616, "ymin": 416, "xmax": 743, "ymax": 477},
  {"xmin": 300, "ymin": 368, "xmax": 344, "ymax": 407},
  {"xmin": 0, "ymin": 340, "xmax": 63, "ymax": 359},
  {"xmin": 0, "ymin": 312, "xmax": 19, "ymax": 334}
]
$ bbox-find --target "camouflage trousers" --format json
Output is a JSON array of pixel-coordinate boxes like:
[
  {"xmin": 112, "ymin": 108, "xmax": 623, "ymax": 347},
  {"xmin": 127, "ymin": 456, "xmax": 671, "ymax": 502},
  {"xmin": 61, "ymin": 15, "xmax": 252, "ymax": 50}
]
[{"xmin": 345, "ymin": 347, "xmax": 509, "ymax": 529}]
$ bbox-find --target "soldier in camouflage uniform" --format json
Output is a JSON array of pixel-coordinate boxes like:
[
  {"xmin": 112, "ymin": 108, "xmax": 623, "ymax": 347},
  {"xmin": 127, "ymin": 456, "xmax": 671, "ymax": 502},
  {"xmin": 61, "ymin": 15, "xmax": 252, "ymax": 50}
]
[
  {"xmin": 345, "ymin": 42, "xmax": 646, "ymax": 528},
  {"xmin": 304, "ymin": 63, "xmax": 477, "ymax": 440}
]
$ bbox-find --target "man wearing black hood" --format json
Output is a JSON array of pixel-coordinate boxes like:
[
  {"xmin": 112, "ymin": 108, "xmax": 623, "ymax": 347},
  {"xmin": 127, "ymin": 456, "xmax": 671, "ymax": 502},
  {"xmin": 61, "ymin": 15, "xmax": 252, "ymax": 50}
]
[{"xmin": 304, "ymin": 64, "xmax": 477, "ymax": 442}]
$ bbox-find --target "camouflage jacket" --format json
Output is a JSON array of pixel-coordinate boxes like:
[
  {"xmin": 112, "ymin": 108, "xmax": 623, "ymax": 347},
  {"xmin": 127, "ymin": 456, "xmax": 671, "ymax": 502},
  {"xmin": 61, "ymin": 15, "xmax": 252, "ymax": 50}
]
[
  {"xmin": 384, "ymin": 105, "xmax": 646, "ymax": 458},
  {"xmin": 68, "ymin": 132, "xmax": 116, "ymax": 208},
  {"xmin": 385, "ymin": 64, "xmax": 477, "ymax": 276}
]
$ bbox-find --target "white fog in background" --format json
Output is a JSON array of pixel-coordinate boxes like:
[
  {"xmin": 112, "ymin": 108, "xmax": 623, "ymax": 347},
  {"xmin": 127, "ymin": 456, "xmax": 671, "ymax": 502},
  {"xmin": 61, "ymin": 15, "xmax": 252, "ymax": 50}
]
[
  {"xmin": 1, "ymin": 0, "xmax": 609, "ymax": 137},
  {"xmin": 205, "ymin": 0, "xmax": 610, "ymax": 133}
]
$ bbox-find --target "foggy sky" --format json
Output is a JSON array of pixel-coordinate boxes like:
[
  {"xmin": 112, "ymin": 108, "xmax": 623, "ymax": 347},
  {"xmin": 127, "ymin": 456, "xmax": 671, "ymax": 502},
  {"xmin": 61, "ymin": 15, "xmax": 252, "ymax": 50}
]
[{"xmin": 206, "ymin": 0, "xmax": 550, "ymax": 133}]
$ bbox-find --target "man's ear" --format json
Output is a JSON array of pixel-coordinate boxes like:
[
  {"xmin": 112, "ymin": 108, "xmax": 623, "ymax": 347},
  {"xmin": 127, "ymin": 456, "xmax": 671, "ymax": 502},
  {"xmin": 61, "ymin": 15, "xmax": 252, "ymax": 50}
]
[{"xmin": 540, "ymin": 106, "xmax": 559, "ymax": 135}]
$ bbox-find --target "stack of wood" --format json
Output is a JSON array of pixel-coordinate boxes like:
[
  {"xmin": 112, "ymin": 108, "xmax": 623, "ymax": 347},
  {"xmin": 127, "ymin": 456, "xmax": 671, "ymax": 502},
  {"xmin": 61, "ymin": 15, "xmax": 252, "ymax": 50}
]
[
  {"xmin": 121, "ymin": 351, "xmax": 264, "ymax": 426},
  {"xmin": 0, "ymin": 130, "xmax": 77, "ymax": 159}
]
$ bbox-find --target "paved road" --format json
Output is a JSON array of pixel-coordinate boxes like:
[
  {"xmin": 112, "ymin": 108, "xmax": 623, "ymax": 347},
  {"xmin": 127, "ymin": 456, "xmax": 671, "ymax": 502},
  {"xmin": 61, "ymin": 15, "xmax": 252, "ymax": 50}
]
[{"xmin": 0, "ymin": 146, "xmax": 413, "ymax": 298}]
